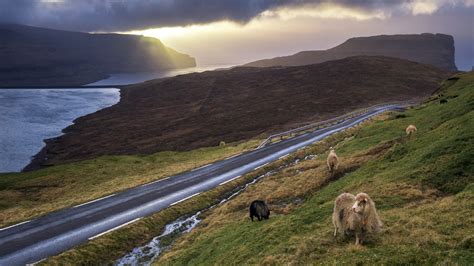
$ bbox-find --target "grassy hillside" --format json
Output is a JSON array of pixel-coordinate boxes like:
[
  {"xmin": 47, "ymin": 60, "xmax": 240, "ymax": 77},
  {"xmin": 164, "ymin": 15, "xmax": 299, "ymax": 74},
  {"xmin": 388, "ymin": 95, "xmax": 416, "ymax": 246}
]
[
  {"xmin": 157, "ymin": 72, "xmax": 473, "ymax": 264},
  {"xmin": 0, "ymin": 139, "xmax": 259, "ymax": 227}
]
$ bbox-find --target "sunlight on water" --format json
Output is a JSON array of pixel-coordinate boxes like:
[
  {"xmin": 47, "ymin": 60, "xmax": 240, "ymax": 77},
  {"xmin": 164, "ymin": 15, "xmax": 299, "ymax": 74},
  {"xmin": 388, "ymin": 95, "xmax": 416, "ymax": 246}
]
[{"xmin": 87, "ymin": 64, "xmax": 233, "ymax": 86}]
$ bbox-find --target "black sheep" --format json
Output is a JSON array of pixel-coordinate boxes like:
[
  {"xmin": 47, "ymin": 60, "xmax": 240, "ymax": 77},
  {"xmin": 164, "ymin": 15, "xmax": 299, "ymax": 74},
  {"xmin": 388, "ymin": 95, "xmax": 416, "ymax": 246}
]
[{"xmin": 249, "ymin": 200, "xmax": 270, "ymax": 221}]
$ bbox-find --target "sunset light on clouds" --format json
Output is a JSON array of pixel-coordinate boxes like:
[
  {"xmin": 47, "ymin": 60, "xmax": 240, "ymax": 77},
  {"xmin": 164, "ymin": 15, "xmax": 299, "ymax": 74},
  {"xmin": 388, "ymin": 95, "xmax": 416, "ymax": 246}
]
[
  {"xmin": 1, "ymin": 0, "xmax": 472, "ymax": 68},
  {"xmin": 124, "ymin": 1, "xmax": 472, "ymax": 68}
]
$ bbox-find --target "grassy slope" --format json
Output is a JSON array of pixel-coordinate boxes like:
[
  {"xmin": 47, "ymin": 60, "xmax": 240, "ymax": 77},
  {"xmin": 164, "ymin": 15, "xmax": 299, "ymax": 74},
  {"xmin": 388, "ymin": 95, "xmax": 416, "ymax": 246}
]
[
  {"xmin": 0, "ymin": 139, "xmax": 259, "ymax": 227},
  {"xmin": 157, "ymin": 73, "xmax": 474, "ymax": 265}
]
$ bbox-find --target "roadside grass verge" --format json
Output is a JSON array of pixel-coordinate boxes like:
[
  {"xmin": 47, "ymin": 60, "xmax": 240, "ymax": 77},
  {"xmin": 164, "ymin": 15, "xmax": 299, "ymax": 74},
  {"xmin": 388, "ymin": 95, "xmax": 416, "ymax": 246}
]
[
  {"xmin": 43, "ymin": 121, "xmax": 371, "ymax": 265},
  {"xmin": 43, "ymin": 169, "xmax": 267, "ymax": 265},
  {"xmin": 156, "ymin": 72, "xmax": 473, "ymax": 264},
  {"xmin": 0, "ymin": 139, "xmax": 260, "ymax": 227}
]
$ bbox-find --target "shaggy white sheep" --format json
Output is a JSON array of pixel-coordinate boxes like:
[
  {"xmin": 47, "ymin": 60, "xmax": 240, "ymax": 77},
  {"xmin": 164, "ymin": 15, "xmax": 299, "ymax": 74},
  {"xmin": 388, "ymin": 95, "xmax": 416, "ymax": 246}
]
[
  {"xmin": 406, "ymin": 124, "xmax": 417, "ymax": 136},
  {"xmin": 332, "ymin": 192, "xmax": 382, "ymax": 245},
  {"xmin": 326, "ymin": 147, "xmax": 339, "ymax": 173}
]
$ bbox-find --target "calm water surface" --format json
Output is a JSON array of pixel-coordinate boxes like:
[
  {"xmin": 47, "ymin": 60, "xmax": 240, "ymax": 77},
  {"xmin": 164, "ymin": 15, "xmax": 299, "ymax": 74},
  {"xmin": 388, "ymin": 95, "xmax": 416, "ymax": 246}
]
[
  {"xmin": 0, "ymin": 64, "xmax": 235, "ymax": 173},
  {"xmin": 0, "ymin": 89, "xmax": 120, "ymax": 173},
  {"xmin": 87, "ymin": 64, "xmax": 233, "ymax": 86}
]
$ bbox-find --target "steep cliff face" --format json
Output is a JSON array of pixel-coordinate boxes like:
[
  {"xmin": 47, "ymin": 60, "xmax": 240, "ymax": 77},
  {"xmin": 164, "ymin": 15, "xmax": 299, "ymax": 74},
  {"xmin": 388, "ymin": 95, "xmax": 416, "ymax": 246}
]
[
  {"xmin": 0, "ymin": 24, "xmax": 196, "ymax": 86},
  {"xmin": 245, "ymin": 34, "xmax": 456, "ymax": 71}
]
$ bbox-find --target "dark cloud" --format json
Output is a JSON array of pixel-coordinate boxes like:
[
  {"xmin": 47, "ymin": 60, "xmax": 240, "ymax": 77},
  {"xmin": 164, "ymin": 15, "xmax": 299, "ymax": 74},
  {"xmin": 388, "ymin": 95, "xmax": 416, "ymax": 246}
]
[
  {"xmin": 0, "ymin": 0, "xmax": 419, "ymax": 32},
  {"xmin": 0, "ymin": 0, "xmax": 471, "ymax": 69}
]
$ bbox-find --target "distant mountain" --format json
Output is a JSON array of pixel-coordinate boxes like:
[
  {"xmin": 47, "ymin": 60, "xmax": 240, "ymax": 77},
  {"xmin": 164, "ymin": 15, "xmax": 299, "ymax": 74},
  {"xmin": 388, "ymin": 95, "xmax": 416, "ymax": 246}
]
[
  {"xmin": 26, "ymin": 56, "xmax": 449, "ymax": 170},
  {"xmin": 245, "ymin": 34, "xmax": 456, "ymax": 71},
  {"xmin": 0, "ymin": 24, "xmax": 196, "ymax": 86}
]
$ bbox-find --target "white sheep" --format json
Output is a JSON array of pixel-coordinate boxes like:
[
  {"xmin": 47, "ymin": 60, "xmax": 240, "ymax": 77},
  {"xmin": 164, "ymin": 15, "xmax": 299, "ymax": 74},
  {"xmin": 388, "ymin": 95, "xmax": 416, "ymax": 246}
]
[
  {"xmin": 406, "ymin": 124, "xmax": 417, "ymax": 136},
  {"xmin": 326, "ymin": 147, "xmax": 339, "ymax": 173},
  {"xmin": 332, "ymin": 192, "xmax": 382, "ymax": 245}
]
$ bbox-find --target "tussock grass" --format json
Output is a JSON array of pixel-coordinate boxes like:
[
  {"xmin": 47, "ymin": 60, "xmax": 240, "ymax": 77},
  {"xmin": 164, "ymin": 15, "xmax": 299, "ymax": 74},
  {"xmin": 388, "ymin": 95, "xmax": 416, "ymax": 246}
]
[
  {"xmin": 0, "ymin": 139, "xmax": 260, "ymax": 227},
  {"xmin": 156, "ymin": 73, "xmax": 474, "ymax": 265}
]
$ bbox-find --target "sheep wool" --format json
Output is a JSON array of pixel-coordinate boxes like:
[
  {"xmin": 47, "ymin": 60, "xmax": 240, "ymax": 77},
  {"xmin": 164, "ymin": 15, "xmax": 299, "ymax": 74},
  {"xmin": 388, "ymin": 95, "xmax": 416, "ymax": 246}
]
[
  {"xmin": 327, "ymin": 148, "xmax": 339, "ymax": 173},
  {"xmin": 406, "ymin": 124, "xmax": 417, "ymax": 136},
  {"xmin": 332, "ymin": 192, "xmax": 382, "ymax": 245}
]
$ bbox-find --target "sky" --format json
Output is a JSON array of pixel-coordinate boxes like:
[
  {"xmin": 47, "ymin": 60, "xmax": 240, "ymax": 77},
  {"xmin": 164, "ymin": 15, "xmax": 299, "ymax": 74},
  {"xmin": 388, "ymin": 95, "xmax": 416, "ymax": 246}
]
[{"xmin": 1, "ymin": 0, "xmax": 473, "ymax": 70}]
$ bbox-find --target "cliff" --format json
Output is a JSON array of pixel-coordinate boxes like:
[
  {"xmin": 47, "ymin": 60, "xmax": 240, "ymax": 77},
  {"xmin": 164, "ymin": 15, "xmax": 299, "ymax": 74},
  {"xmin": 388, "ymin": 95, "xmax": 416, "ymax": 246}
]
[{"xmin": 0, "ymin": 24, "xmax": 196, "ymax": 86}]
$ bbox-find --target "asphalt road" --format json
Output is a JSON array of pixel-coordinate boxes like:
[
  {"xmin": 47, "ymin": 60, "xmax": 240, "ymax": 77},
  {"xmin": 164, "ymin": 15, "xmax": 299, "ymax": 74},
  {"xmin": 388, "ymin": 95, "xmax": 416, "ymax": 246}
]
[{"xmin": 0, "ymin": 104, "xmax": 404, "ymax": 265}]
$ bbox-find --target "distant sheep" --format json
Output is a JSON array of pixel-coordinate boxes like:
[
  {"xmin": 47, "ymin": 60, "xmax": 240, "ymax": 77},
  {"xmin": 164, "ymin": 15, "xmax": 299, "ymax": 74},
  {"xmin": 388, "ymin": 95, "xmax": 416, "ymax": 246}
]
[
  {"xmin": 219, "ymin": 141, "xmax": 226, "ymax": 147},
  {"xmin": 406, "ymin": 124, "xmax": 417, "ymax": 136},
  {"xmin": 249, "ymin": 200, "xmax": 270, "ymax": 221},
  {"xmin": 332, "ymin": 192, "xmax": 382, "ymax": 245},
  {"xmin": 326, "ymin": 147, "xmax": 339, "ymax": 173}
]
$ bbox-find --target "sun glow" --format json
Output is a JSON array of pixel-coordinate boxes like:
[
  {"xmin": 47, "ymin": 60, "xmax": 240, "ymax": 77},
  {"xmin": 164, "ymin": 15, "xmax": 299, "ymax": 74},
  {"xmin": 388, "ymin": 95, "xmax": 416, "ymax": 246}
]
[
  {"xmin": 128, "ymin": 3, "xmax": 387, "ymax": 42},
  {"xmin": 120, "ymin": 1, "xmax": 470, "ymax": 68},
  {"xmin": 123, "ymin": 3, "xmax": 390, "ymax": 65},
  {"xmin": 126, "ymin": 21, "xmax": 240, "ymax": 43}
]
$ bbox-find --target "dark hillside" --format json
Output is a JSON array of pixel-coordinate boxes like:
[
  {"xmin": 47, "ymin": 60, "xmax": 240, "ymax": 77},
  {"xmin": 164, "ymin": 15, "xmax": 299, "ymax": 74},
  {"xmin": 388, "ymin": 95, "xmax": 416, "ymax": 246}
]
[
  {"xmin": 26, "ymin": 56, "xmax": 448, "ymax": 169},
  {"xmin": 245, "ymin": 33, "xmax": 456, "ymax": 71},
  {"xmin": 0, "ymin": 24, "xmax": 196, "ymax": 86}
]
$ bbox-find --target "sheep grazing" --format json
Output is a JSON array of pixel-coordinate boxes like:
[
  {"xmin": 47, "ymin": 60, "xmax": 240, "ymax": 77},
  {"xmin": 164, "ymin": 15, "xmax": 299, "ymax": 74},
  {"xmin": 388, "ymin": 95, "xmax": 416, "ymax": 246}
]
[
  {"xmin": 406, "ymin": 124, "xmax": 417, "ymax": 136},
  {"xmin": 326, "ymin": 147, "xmax": 339, "ymax": 173},
  {"xmin": 332, "ymin": 192, "xmax": 382, "ymax": 245},
  {"xmin": 249, "ymin": 200, "xmax": 270, "ymax": 221}
]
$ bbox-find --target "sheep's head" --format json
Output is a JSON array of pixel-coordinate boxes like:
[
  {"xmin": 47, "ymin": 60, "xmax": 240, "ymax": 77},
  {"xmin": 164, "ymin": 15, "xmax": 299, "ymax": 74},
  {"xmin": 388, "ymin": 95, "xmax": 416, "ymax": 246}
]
[{"xmin": 352, "ymin": 193, "xmax": 371, "ymax": 214}]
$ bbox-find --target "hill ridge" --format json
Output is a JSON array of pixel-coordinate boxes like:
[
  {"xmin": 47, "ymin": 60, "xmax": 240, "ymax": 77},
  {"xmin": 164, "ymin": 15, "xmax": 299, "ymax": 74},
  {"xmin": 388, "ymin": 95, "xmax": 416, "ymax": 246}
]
[
  {"xmin": 245, "ymin": 33, "xmax": 456, "ymax": 71},
  {"xmin": 25, "ymin": 55, "xmax": 448, "ymax": 170}
]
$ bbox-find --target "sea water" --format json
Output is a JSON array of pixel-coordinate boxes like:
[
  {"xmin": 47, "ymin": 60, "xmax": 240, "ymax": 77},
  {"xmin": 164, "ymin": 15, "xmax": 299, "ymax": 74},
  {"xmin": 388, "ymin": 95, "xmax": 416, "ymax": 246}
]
[{"xmin": 0, "ymin": 88, "xmax": 120, "ymax": 172}]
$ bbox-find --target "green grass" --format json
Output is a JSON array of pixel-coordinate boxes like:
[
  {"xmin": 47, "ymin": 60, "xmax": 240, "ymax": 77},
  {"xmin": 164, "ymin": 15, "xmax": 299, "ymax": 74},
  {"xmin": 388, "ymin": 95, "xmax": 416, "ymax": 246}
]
[
  {"xmin": 156, "ymin": 72, "xmax": 474, "ymax": 265},
  {"xmin": 0, "ymin": 139, "xmax": 260, "ymax": 227},
  {"xmin": 43, "ymin": 169, "xmax": 272, "ymax": 265}
]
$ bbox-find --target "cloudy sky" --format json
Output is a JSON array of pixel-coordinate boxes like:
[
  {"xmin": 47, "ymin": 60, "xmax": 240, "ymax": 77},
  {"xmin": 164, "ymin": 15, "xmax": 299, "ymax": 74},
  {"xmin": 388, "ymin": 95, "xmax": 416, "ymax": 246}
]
[{"xmin": 1, "ymin": 0, "xmax": 473, "ymax": 69}]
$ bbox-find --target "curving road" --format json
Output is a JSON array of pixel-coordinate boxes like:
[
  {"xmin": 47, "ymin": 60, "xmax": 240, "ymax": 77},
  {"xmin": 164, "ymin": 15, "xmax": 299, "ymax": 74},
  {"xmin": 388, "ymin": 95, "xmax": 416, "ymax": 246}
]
[{"xmin": 0, "ymin": 104, "xmax": 405, "ymax": 265}]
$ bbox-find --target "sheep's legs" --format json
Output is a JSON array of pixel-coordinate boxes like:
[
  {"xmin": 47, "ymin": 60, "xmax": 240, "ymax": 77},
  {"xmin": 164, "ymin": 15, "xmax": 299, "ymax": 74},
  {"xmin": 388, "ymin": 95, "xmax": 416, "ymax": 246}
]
[
  {"xmin": 333, "ymin": 227, "xmax": 337, "ymax": 237},
  {"xmin": 355, "ymin": 233, "xmax": 364, "ymax": 245}
]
